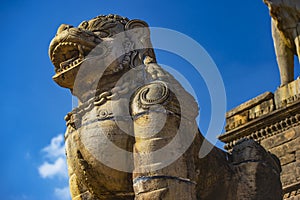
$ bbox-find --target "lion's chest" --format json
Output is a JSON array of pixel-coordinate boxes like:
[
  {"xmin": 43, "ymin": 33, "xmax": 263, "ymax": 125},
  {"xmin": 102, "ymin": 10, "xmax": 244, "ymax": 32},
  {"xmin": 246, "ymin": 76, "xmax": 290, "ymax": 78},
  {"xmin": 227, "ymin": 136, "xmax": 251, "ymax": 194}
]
[{"xmin": 65, "ymin": 98, "xmax": 135, "ymax": 195}]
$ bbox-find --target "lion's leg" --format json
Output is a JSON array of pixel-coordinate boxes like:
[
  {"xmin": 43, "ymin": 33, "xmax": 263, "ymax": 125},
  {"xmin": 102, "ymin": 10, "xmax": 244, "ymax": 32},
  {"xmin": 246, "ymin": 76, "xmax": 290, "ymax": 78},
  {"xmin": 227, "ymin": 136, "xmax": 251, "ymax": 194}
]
[
  {"xmin": 272, "ymin": 19, "xmax": 294, "ymax": 86},
  {"xmin": 65, "ymin": 131, "xmax": 99, "ymax": 200},
  {"xmin": 69, "ymin": 172, "xmax": 98, "ymax": 200},
  {"xmin": 131, "ymin": 82, "xmax": 198, "ymax": 200},
  {"xmin": 65, "ymin": 123, "xmax": 135, "ymax": 200}
]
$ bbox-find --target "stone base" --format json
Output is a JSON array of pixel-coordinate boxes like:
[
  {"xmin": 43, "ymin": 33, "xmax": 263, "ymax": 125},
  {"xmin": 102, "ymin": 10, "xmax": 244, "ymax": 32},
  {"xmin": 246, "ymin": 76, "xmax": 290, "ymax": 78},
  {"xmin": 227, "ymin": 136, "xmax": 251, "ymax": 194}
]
[
  {"xmin": 219, "ymin": 79, "xmax": 300, "ymax": 199},
  {"xmin": 275, "ymin": 78, "xmax": 300, "ymax": 109}
]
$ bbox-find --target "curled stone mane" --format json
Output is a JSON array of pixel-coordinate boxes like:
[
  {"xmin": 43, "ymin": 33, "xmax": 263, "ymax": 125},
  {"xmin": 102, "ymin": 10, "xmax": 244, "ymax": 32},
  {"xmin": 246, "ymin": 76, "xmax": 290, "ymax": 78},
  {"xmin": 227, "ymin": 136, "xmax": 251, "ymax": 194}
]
[{"xmin": 79, "ymin": 14, "xmax": 130, "ymax": 37}]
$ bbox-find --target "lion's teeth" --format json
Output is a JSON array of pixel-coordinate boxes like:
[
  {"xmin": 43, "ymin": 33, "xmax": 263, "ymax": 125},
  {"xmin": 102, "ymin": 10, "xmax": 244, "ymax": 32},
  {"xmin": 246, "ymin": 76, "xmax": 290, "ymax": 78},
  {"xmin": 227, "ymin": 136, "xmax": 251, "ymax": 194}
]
[
  {"xmin": 51, "ymin": 53, "xmax": 56, "ymax": 61},
  {"xmin": 52, "ymin": 41, "xmax": 88, "ymax": 73}
]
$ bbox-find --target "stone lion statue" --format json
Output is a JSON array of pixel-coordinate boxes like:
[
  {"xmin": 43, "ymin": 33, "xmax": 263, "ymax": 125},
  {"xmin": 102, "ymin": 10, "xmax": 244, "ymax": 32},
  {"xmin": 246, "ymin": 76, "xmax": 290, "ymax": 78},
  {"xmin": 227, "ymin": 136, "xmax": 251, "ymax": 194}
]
[
  {"xmin": 49, "ymin": 14, "xmax": 282, "ymax": 200},
  {"xmin": 264, "ymin": 0, "xmax": 300, "ymax": 86}
]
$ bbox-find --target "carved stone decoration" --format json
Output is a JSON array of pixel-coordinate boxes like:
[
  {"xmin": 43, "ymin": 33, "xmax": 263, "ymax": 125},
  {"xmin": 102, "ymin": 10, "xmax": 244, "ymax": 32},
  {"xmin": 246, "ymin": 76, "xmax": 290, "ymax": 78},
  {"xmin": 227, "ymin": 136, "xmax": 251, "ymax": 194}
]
[
  {"xmin": 225, "ymin": 92, "xmax": 274, "ymax": 132},
  {"xmin": 263, "ymin": 0, "xmax": 300, "ymax": 86},
  {"xmin": 274, "ymin": 78, "xmax": 300, "ymax": 109},
  {"xmin": 137, "ymin": 81, "xmax": 170, "ymax": 106},
  {"xmin": 49, "ymin": 14, "xmax": 282, "ymax": 200}
]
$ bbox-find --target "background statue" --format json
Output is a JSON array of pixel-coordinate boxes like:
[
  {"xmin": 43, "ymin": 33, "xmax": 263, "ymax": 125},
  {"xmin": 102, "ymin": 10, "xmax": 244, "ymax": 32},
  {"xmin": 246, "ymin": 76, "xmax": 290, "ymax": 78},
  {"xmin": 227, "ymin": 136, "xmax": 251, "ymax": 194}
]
[
  {"xmin": 49, "ymin": 14, "xmax": 282, "ymax": 200},
  {"xmin": 264, "ymin": 0, "xmax": 300, "ymax": 86}
]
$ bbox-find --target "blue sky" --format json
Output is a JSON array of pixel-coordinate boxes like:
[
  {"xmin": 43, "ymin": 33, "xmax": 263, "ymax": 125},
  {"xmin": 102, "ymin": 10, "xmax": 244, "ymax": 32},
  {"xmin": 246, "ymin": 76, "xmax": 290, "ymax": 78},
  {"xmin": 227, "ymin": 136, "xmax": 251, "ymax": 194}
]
[{"xmin": 1, "ymin": 0, "xmax": 293, "ymax": 199}]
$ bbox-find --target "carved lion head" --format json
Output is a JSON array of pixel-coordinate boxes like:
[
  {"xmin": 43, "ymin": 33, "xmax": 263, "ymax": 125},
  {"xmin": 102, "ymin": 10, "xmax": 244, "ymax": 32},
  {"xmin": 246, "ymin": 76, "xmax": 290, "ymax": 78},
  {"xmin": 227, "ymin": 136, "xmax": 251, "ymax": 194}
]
[{"xmin": 49, "ymin": 14, "xmax": 155, "ymax": 100}]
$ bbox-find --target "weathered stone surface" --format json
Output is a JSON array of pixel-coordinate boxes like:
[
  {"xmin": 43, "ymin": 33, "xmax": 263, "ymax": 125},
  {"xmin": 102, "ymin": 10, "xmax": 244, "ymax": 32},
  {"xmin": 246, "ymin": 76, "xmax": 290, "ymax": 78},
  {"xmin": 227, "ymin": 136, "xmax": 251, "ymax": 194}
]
[
  {"xmin": 261, "ymin": 127, "xmax": 299, "ymax": 149},
  {"xmin": 263, "ymin": 0, "xmax": 300, "ymax": 86},
  {"xmin": 280, "ymin": 153, "xmax": 296, "ymax": 166},
  {"xmin": 221, "ymin": 87, "xmax": 300, "ymax": 199},
  {"xmin": 275, "ymin": 78, "xmax": 300, "ymax": 109},
  {"xmin": 281, "ymin": 161, "xmax": 300, "ymax": 186},
  {"xmin": 226, "ymin": 92, "xmax": 274, "ymax": 119},
  {"xmin": 296, "ymin": 150, "xmax": 300, "ymax": 159},
  {"xmin": 232, "ymin": 140, "xmax": 282, "ymax": 200},
  {"xmin": 49, "ymin": 14, "xmax": 282, "ymax": 200},
  {"xmin": 225, "ymin": 92, "xmax": 274, "ymax": 132},
  {"xmin": 269, "ymin": 136, "xmax": 300, "ymax": 158},
  {"xmin": 219, "ymin": 87, "xmax": 300, "ymax": 151}
]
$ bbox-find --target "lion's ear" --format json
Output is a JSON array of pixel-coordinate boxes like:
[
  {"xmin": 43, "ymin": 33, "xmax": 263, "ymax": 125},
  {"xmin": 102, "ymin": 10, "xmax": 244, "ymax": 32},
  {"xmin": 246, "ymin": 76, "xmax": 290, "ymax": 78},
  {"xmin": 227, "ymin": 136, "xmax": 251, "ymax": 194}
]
[
  {"xmin": 125, "ymin": 19, "xmax": 149, "ymax": 31},
  {"xmin": 125, "ymin": 19, "xmax": 151, "ymax": 49},
  {"xmin": 125, "ymin": 19, "xmax": 155, "ymax": 61}
]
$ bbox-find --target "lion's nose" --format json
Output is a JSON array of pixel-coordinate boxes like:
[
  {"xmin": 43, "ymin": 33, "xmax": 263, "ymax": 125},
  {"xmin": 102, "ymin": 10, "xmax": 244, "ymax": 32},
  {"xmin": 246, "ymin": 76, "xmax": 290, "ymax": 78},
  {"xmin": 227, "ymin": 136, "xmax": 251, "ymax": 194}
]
[{"xmin": 56, "ymin": 24, "xmax": 74, "ymax": 35}]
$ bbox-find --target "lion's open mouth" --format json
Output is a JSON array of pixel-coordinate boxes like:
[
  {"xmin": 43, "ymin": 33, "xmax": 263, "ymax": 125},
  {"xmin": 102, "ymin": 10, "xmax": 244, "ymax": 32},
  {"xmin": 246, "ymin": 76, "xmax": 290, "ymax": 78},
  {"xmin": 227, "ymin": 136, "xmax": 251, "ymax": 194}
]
[{"xmin": 51, "ymin": 42, "xmax": 93, "ymax": 74}]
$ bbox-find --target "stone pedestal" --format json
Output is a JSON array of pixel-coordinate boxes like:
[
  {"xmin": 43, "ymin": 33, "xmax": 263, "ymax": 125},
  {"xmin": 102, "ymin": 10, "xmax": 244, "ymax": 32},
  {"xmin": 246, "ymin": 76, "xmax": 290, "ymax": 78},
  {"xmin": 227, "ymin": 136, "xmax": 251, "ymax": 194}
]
[{"xmin": 219, "ymin": 79, "xmax": 300, "ymax": 199}]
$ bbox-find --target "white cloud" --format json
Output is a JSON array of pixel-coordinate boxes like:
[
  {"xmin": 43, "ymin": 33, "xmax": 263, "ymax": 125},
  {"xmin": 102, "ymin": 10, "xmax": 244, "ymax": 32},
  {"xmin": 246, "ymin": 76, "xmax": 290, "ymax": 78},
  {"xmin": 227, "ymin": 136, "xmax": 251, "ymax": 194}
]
[
  {"xmin": 42, "ymin": 134, "xmax": 65, "ymax": 159},
  {"xmin": 38, "ymin": 134, "xmax": 70, "ymax": 199},
  {"xmin": 38, "ymin": 157, "xmax": 68, "ymax": 179},
  {"xmin": 54, "ymin": 187, "xmax": 71, "ymax": 200},
  {"xmin": 38, "ymin": 134, "xmax": 68, "ymax": 179}
]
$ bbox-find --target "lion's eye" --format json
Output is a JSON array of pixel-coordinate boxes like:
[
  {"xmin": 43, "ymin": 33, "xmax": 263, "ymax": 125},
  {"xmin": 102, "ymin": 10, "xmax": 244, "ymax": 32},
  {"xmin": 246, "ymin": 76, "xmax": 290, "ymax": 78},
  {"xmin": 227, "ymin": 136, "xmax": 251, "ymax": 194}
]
[{"xmin": 79, "ymin": 21, "xmax": 89, "ymax": 29}]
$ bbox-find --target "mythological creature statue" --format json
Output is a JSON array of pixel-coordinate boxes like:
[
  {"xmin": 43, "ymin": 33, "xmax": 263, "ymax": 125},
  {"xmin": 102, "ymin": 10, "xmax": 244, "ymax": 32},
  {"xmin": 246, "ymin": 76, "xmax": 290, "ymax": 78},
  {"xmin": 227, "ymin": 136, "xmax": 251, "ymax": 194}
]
[
  {"xmin": 49, "ymin": 14, "xmax": 282, "ymax": 200},
  {"xmin": 264, "ymin": 0, "xmax": 300, "ymax": 86}
]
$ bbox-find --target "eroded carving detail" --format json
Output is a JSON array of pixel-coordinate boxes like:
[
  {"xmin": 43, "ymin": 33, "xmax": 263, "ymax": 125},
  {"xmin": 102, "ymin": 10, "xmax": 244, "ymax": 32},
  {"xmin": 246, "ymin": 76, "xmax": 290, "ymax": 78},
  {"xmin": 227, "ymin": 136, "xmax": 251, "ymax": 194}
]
[
  {"xmin": 225, "ymin": 92, "xmax": 274, "ymax": 131},
  {"xmin": 49, "ymin": 14, "xmax": 282, "ymax": 200},
  {"xmin": 224, "ymin": 113, "xmax": 300, "ymax": 151},
  {"xmin": 137, "ymin": 81, "xmax": 170, "ymax": 106}
]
